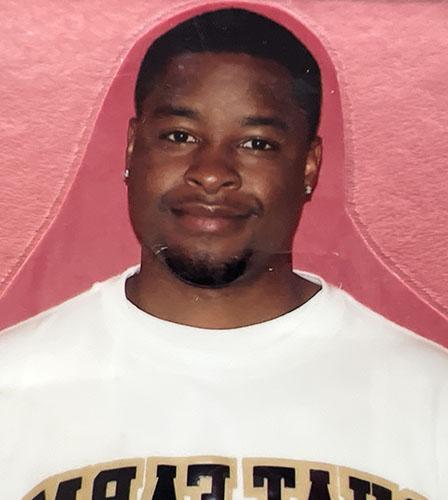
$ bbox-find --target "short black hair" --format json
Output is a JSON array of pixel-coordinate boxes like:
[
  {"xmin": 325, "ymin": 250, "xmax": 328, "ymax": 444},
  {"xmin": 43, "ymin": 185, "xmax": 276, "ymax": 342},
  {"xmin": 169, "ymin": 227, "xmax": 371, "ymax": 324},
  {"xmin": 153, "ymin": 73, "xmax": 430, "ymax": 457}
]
[{"xmin": 135, "ymin": 8, "xmax": 322, "ymax": 140}]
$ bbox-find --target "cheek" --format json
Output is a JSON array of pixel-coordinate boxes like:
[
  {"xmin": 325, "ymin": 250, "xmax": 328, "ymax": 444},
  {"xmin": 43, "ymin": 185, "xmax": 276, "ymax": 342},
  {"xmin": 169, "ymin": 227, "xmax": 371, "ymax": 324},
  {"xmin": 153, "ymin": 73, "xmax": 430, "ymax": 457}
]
[
  {"xmin": 249, "ymin": 162, "xmax": 304, "ymax": 211},
  {"xmin": 132, "ymin": 147, "xmax": 186, "ymax": 199},
  {"xmin": 249, "ymin": 170, "xmax": 304, "ymax": 245}
]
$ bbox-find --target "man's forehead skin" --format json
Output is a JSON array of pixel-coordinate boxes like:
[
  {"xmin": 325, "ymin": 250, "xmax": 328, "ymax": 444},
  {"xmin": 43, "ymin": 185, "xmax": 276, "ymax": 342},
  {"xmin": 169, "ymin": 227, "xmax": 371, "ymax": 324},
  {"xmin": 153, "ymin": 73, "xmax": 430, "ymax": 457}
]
[{"xmin": 143, "ymin": 52, "xmax": 307, "ymax": 130}]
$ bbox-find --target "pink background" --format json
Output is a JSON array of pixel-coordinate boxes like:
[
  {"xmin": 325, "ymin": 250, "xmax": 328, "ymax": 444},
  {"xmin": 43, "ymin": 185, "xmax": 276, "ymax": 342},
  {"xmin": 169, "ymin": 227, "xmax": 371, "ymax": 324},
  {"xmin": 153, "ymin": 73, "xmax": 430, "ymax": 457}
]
[{"xmin": 1, "ymin": 0, "xmax": 447, "ymax": 345}]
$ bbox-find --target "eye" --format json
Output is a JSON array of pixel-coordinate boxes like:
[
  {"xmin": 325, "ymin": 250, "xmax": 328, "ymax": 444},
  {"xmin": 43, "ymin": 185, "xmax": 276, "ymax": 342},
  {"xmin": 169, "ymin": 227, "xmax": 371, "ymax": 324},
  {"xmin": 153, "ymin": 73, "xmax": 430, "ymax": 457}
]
[
  {"xmin": 240, "ymin": 138, "xmax": 277, "ymax": 151},
  {"xmin": 161, "ymin": 131, "xmax": 199, "ymax": 144}
]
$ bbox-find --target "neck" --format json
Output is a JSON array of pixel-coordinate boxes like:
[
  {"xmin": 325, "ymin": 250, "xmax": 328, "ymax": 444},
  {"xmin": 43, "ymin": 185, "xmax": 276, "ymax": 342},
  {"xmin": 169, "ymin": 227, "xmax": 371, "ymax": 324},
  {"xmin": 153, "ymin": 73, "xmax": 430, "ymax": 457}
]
[{"xmin": 125, "ymin": 250, "xmax": 320, "ymax": 329}]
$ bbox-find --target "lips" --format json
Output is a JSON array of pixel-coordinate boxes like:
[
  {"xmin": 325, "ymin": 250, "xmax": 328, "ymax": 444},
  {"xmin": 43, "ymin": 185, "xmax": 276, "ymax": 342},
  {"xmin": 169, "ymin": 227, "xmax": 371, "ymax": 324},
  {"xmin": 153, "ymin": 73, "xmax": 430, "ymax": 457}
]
[{"xmin": 169, "ymin": 202, "xmax": 254, "ymax": 234}]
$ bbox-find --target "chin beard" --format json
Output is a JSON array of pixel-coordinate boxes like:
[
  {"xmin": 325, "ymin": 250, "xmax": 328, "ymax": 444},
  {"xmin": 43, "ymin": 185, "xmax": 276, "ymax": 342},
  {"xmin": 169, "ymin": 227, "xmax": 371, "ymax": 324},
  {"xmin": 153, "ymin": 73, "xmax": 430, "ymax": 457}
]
[{"xmin": 160, "ymin": 248, "xmax": 253, "ymax": 288}]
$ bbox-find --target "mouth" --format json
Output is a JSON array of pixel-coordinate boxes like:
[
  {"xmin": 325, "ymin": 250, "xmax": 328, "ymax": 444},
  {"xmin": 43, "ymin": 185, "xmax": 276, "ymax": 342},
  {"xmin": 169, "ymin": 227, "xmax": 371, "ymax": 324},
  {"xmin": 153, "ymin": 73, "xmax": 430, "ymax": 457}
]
[{"xmin": 169, "ymin": 202, "xmax": 254, "ymax": 235}]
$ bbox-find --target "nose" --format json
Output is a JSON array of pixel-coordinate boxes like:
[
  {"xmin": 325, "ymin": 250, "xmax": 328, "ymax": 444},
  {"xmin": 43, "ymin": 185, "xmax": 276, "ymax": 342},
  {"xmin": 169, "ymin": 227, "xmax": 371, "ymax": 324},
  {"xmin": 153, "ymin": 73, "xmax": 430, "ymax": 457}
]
[{"xmin": 184, "ymin": 145, "xmax": 242, "ymax": 194}]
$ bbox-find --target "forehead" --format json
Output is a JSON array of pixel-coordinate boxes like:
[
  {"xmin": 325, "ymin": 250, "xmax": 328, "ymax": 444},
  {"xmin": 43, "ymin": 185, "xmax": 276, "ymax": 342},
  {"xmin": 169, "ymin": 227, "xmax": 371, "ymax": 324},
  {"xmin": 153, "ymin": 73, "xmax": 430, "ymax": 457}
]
[{"xmin": 143, "ymin": 52, "xmax": 304, "ymax": 121}]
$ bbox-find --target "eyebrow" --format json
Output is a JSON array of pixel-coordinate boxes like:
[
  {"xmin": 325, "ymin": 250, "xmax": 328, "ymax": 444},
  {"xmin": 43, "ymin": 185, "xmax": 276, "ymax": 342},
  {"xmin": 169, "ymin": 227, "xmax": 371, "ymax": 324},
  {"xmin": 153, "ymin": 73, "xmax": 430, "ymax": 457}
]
[
  {"xmin": 152, "ymin": 105, "xmax": 200, "ymax": 120},
  {"xmin": 241, "ymin": 115, "xmax": 289, "ymax": 132}
]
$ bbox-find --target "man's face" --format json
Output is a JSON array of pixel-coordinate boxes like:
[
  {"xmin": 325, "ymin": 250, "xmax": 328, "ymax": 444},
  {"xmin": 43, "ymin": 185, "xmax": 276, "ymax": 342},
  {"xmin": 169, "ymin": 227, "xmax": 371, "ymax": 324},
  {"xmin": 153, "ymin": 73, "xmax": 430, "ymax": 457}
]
[{"xmin": 127, "ymin": 52, "xmax": 320, "ymax": 286}]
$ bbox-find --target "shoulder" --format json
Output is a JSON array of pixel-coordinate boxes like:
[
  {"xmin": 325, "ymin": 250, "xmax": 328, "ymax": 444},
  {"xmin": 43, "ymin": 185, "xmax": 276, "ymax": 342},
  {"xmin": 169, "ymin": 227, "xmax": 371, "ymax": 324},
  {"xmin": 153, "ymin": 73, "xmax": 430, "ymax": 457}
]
[
  {"xmin": 0, "ymin": 270, "xmax": 128, "ymax": 387},
  {"xmin": 328, "ymin": 283, "xmax": 448, "ymax": 378},
  {"xmin": 328, "ymin": 285, "xmax": 448, "ymax": 482}
]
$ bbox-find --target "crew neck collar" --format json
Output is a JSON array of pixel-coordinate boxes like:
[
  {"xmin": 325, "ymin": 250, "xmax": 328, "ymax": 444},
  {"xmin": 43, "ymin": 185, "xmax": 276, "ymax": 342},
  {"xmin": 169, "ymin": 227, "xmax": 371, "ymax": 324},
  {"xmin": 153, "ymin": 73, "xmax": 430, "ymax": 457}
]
[
  {"xmin": 115, "ymin": 266, "xmax": 329, "ymax": 332},
  {"xmin": 100, "ymin": 266, "xmax": 346, "ymax": 373}
]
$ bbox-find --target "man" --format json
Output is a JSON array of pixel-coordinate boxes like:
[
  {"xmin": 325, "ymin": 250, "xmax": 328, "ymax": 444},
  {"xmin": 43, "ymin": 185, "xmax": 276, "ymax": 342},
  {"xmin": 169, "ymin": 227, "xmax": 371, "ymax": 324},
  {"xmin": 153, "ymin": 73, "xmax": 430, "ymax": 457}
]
[{"xmin": 0, "ymin": 8, "xmax": 446, "ymax": 500}]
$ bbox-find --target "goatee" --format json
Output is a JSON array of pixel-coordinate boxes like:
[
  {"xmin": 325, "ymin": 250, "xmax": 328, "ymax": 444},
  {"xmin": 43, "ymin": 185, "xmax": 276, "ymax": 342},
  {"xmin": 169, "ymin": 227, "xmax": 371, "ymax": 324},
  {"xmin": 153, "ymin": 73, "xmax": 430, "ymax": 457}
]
[{"xmin": 161, "ymin": 248, "xmax": 253, "ymax": 288}]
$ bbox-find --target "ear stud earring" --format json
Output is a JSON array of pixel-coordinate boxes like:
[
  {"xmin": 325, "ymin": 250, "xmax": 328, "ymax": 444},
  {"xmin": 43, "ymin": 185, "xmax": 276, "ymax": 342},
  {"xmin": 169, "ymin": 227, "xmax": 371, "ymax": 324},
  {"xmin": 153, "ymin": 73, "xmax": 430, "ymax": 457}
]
[
  {"xmin": 124, "ymin": 168, "xmax": 130, "ymax": 181},
  {"xmin": 304, "ymin": 185, "xmax": 313, "ymax": 195}
]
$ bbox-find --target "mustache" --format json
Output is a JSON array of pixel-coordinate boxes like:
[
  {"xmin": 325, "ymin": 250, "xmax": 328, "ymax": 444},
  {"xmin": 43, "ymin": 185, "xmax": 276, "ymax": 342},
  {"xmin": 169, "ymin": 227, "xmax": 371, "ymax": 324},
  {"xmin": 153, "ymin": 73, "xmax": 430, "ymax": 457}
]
[{"xmin": 159, "ymin": 192, "xmax": 264, "ymax": 217}]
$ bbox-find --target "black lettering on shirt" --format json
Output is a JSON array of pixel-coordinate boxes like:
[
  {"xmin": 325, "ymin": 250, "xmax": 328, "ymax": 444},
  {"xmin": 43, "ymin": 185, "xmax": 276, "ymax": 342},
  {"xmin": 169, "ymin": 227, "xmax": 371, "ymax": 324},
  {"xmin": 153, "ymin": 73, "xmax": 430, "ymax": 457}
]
[
  {"xmin": 372, "ymin": 483, "xmax": 392, "ymax": 500},
  {"xmin": 31, "ymin": 493, "xmax": 45, "ymax": 500},
  {"xmin": 23, "ymin": 456, "xmax": 427, "ymax": 500},
  {"xmin": 152, "ymin": 465, "xmax": 177, "ymax": 500},
  {"xmin": 187, "ymin": 464, "xmax": 230, "ymax": 500},
  {"xmin": 56, "ymin": 478, "xmax": 83, "ymax": 499},
  {"xmin": 253, "ymin": 466, "xmax": 296, "ymax": 500},
  {"xmin": 30, "ymin": 476, "xmax": 83, "ymax": 500},
  {"xmin": 307, "ymin": 469, "xmax": 332, "ymax": 500},
  {"xmin": 349, "ymin": 477, "xmax": 371, "ymax": 500},
  {"xmin": 92, "ymin": 466, "xmax": 137, "ymax": 500},
  {"xmin": 348, "ymin": 476, "xmax": 394, "ymax": 500}
]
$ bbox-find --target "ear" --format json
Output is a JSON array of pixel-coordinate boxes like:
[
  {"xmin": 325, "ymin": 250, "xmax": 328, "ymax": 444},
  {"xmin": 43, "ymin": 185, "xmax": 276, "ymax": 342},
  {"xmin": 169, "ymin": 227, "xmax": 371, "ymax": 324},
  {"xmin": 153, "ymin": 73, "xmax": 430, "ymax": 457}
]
[
  {"xmin": 304, "ymin": 136, "xmax": 322, "ymax": 193},
  {"xmin": 126, "ymin": 117, "xmax": 138, "ymax": 171}
]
